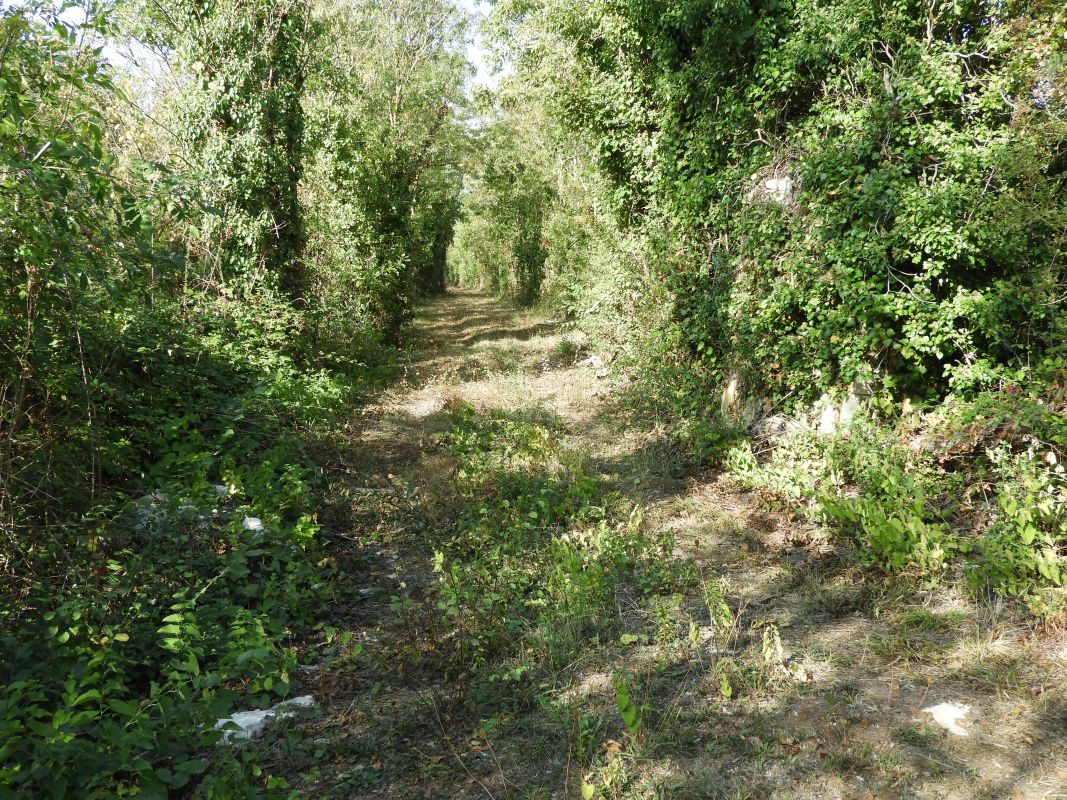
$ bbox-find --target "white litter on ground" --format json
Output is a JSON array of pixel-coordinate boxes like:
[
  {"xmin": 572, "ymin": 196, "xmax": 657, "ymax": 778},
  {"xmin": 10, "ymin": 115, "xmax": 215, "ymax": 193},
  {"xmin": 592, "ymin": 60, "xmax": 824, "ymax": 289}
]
[
  {"xmin": 241, "ymin": 517, "xmax": 264, "ymax": 532},
  {"xmin": 922, "ymin": 701, "xmax": 971, "ymax": 736},
  {"xmin": 215, "ymin": 695, "xmax": 317, "ymax": 742}
]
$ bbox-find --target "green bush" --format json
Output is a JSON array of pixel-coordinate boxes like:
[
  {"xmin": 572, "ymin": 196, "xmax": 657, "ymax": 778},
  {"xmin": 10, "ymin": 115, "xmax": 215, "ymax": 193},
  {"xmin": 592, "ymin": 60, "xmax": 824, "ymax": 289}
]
[{"xmin": 969, "ymin": 448, "xmax": 1066, "ymax": 613}]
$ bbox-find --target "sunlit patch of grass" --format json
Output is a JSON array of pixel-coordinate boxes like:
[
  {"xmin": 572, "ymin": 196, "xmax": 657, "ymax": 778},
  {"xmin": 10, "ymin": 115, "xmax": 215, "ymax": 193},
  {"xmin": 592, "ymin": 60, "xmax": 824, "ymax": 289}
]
[
  {"xmin": 898, "ymin": 608, "xmax": 969, "ymax": 633},
  {"xmin": 866, "ymin": 606, "xmax": 974, "ymax": 666},
  {"xmin": 798, "ymin": 569, "xmax": 867, "ymax": 616},
  {"xmin": 962, "ymin": 652, "xmax": 1027, "ymax": 692},
  {"xmin": 867, "ymin": 629, "xmax": 951, "ymax": 665},
  {"xmin": 820, "ymin": 743, "xmax": 876, "ymax": 777}
]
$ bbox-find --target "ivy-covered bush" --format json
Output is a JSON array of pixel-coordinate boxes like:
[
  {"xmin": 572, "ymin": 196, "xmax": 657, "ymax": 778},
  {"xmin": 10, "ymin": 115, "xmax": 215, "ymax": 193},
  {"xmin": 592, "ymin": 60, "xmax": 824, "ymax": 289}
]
[
  {"xmin": 495, "ymin": 0, "xmax": 1067, "ymax": 405},
  {"xmin": 462, "ymin": 0, "xmax": 1067, "ymax": 609}
]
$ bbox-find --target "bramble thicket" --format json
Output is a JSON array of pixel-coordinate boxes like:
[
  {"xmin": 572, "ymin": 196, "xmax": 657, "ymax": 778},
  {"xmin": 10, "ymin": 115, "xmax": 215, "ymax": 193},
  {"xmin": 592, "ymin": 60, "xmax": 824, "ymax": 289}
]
[{"xmin": 1, "ymin": 0, "xmax": 1065, "ymax": 797}]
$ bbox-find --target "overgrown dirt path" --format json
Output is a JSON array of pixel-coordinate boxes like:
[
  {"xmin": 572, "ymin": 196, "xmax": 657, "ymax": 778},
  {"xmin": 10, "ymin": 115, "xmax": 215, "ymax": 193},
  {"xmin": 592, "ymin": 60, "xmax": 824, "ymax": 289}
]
[{"xmin": 277, "ymin": 290, "xmax": 1066, "ymax": 799}]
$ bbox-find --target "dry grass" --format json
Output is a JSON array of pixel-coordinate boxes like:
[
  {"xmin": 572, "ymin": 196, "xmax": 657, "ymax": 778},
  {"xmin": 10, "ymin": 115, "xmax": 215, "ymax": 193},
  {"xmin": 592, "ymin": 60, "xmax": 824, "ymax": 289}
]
[{"xmin": 267, "ymin": 290, "xmax": 1067, "ymax": 800}]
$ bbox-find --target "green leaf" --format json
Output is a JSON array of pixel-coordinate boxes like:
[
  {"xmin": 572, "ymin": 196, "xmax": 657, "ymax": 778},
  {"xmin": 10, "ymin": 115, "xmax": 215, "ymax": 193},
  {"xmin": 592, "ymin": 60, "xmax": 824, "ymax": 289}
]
[
  {"xmin": 107, "ymin": 698, "xmax": 140, "ymax": 718},
  {"xmin": 73, "ymin": 689, "xmax": 101, "ymax": 706}
]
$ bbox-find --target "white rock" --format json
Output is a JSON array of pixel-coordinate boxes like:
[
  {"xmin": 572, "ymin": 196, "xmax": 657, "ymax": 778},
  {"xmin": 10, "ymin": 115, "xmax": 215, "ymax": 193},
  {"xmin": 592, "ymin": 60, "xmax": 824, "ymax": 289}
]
[
  {"xmin": 838, "ymin": 381, "xmax": 872, "ymax": 428},
  {"xmin": 721, "ymin": 375, "xmax": 739, "ymax": 417},
  {"xmin": 215, "ymin": 695, "xmax": 317, "ymax": 743},
  {"xmin": 242, "ymin": 517, "xmax": 263, "ymax": 532},
  {"xmin": 764, "ymin": 177, "xmax": 794, "ymax": 205},
  {"xmin": 922, "ymin": 701, "xmax": 971, "ymax": 736},
  {"xmin": 818, "ymin": 395, "xmax": 838, "ymax": 433}
]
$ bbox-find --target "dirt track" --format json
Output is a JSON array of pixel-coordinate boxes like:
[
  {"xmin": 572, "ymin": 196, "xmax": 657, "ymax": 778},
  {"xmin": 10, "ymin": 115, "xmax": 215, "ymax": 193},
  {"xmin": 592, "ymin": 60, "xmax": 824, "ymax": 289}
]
[{"xmin": 278, "ymin": 289, "xmax": 1067, "ymax": 799}]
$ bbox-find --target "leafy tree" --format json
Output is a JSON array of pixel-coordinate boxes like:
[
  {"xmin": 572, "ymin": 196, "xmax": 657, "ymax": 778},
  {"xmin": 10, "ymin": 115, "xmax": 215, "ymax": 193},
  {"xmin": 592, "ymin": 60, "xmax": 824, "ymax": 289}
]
[
  {"xmin": 130, "ymin": 0, "xmax": 311, "ymax": 298},
  {"xmin": 0, "ymin": 1, "xmax": 469, "ymax": 795},
  {"xmin": 0, "ymin": 3, "xmax": 137, "ymax": 524},
  {"xmin": 302, "ymin": 0, "xmax": 468, "ymax": 347}
]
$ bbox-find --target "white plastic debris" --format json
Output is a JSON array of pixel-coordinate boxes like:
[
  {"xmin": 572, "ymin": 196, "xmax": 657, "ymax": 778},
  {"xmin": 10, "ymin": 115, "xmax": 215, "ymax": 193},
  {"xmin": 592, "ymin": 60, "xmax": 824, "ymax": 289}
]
[
  {"xmin": 241, "ymin": 517, "xmax": 263, "ymax": 532},
  {"xmin": 215, "ymin": 695, "xmax": 317, "ymax": 742},
  {"xmin": 922, "ymin": 701, "xmax": 971, "ymax": 736},
  {"xmin": 213, "ymin": 484, "xmax": 230, "ymax": 500}
]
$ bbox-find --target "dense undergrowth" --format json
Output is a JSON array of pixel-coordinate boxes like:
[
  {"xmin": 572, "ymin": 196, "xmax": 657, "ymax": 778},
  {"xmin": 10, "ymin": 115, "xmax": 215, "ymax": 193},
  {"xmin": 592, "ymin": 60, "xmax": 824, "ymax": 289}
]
[
  {"xmin": 1, "ymin": 286, "xmax": 354, "ymax": 797},
  {"xmin": 728, "ymin": 402, "xmax": 1067, "ymax": 613},
  {"xmin": 451, "ymin": 0, "xmax": 1067, "ymax": 616},
  {"xmin": 1, "ymin": 1, "xmax": 465, "ymax": 795}
]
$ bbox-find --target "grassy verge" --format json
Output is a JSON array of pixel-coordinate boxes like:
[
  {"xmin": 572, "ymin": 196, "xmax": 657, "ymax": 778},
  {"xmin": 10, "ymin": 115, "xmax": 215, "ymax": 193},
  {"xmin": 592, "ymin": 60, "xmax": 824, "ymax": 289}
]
[{"xmin": 622, "ymin": 359, "xmax": 1067, "ymax": 619}]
